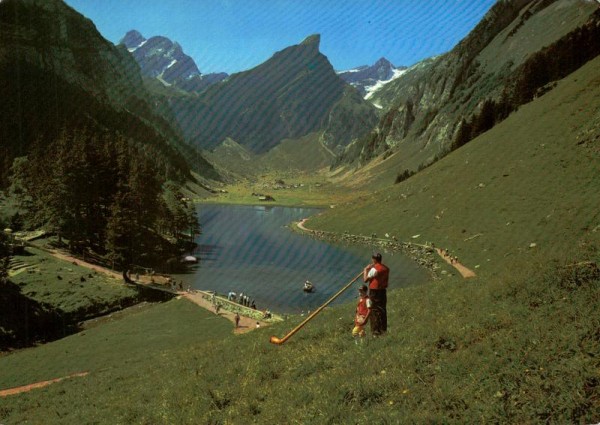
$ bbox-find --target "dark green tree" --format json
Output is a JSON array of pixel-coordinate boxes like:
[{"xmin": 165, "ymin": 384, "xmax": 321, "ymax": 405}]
[
  {"xmin": 472, "ymin": 100, "xmax": 496, "ymax": 137},
  {"xmin": 161, "ymin": 182, "xmax": 200, "ymax": 247},
  {"xmin": 10, "ymin": 127, "xmax": 187, "ymax": 271},
  {"xmin": 0, "ymin": 232, "xmax": 9, "ymax": 285},
  {"xmin": 452, "ymin": 118, "xmax": 472, "ymax": 151},
  {"xmin": 105, "ymin": 191, "xmax": 135, "ymax": 269},
  {"xmin": 185, "ymin": 201, "xmax": 201, "ymax": 245}
]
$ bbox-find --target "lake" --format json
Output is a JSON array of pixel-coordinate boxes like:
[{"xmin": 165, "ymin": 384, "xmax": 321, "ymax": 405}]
[{"xmin": 176, "ymin": 204, "xmax": 430, "ymax": 314}]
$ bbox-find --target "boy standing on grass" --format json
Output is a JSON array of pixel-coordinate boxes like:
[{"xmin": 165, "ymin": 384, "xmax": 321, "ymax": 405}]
[{"xmin": 352, "ymin": 285, "xmax": 371, "ymax": 344}]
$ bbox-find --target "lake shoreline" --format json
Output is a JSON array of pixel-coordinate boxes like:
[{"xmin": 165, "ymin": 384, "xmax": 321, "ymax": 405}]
[{"xmin": 288, "ymin": 220, "xmax": 442, "ymax": 280}]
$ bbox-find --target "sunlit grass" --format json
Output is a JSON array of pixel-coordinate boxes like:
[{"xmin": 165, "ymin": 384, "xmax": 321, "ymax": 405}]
[
  {"xmin": 198, "ymin": 171, "xmax": 368, "ymax": 208},
  {"xmin": 9, "ymin": 246, "xmax": 137, "ymax": 315},
  {"xmin": 2, "ymin": 253, "xmax": 598, "ymax": 423}
]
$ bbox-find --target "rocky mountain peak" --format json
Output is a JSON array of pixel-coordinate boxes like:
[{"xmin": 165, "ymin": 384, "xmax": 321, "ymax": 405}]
[
  {"xmin": 301, "ymin": 34, "xmax": 321, "ymax": 50},
  {"xmin": 167, "ymin": 34, "xmax": 377, "ymax": 154},
  {"xmin": 119, "ymin": 30, "xmax": 229, "ymax": 93},
  {"xmin": 374, "ymin": 57, "xmax": 393, "ymax": 67},
  {"xmin": 341, "ymin": 0, "xmax": 599, "ymax": 170},
  {"xmin": 338, "ymin": 57, "xmax": 402, "ymax": 97},
  {"xmin": 121, "ymin": 30, "xmax": 145, "ymax": 49},
  {"xmin": 119, "ymin": 31, "xmax": 200, "ymax": 83}
]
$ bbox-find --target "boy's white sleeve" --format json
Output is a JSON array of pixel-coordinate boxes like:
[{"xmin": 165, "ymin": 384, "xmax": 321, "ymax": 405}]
[{"xmin": 366, "ymin": 298, "xmax": 373, "ymax": 309}]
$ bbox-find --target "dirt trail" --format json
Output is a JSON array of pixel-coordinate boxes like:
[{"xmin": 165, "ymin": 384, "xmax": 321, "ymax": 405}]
[
  {"xmin": 0, "ymin": 372, "xmax": 89, "ymax": 397},
  {"xmin": 436, "ymin": 248, "xmax": 477, "ymax": 278},
  {"xmin": 48, "ymin": 250, "xmax": 123, "ymax": 280},
  {"xmin": 47, "ymin": 249, "xmax": 172, "ymax": 285},
  {"xmin": 297, "ymin": 218, "xmax": 312, "ymax": 232},
  {"xmin": 45, "ymin": 248, "xmax": 268, "ymax": 333}
]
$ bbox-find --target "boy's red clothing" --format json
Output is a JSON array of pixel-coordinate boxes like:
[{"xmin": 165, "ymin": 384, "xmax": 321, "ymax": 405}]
[
  {"xmin": 356, "ymin": 296, "xmax": 370, "ymax": 317},
  {"xmin": 355, "ymin": 295, "xmax": 371, "ymax": 325}
]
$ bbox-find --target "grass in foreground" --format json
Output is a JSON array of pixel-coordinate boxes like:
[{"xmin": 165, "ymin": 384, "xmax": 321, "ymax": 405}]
[
  {"xmin": 0, "ymin": 298, "xmax": 232, "ymax": 422},
  {"xmin": 0, "ymin": 249, "xmax": 598, "ymax": 424}
]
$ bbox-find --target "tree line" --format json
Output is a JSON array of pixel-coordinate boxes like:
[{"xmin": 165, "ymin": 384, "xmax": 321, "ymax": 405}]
[{"xmin": 9, "ymin": 129, "xmax": 199, "ymax": 271}]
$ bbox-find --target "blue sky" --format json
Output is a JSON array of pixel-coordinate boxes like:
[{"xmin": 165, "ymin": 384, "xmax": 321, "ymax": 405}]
[{"xmin": 65, "ymin": 0, "xmax": 496, "ymax": 74}]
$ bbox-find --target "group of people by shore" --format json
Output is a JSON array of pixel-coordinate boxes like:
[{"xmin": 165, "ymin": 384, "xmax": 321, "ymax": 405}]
[{"xmin": 226, "ymin": 291, "xmax": 257, "ymax": 309}]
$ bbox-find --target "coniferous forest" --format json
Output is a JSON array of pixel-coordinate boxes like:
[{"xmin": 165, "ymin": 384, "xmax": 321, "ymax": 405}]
[{"xmin": 9, "ymin": 129, "xmax": 199, "ymax": 271}]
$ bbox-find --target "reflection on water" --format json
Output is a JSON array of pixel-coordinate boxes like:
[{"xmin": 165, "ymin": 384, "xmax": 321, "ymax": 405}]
[{"xmin": 174, "ymin": 204, "xmax": 430, "ymax": 314}]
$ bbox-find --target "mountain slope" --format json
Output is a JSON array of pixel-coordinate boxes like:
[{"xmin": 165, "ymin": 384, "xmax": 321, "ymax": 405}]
[
  {"xmin": 203, "ymin": 132, "xmax": 336, "ymax": 180},
  {"xmin": 168, "ymin": 34, "xmax": 379, "ymax": 155},
  {"xmin": 312, "ymin": 54, "xmax": 600, "ymax": 276},
  {"xmin": 338, "ymin": 0, "xmax": 598, "ymax": 171},
  {"xmin": 0, "ymin": 0, "xmax": 219, "ymax": 184}
]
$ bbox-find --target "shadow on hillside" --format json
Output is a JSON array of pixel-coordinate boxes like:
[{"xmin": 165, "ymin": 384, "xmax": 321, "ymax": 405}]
[
  {"xmin": 0, "ymin": 280, "xmax": 71, "ymax": 351},
  {"xmin": 0, "ymin": 279, "xmax": 175, "ymax": 352}
]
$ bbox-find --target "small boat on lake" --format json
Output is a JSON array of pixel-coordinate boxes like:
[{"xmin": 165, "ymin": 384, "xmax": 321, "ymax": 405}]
[{"xmin": 303, "ymin": 280, "xmax": 315, "ymax": 293}]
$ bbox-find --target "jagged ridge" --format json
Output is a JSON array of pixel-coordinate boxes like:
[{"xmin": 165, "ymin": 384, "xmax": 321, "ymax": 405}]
[{"xmin": 168, "ymin": 34, "xmax": 379, "ymax": 154}]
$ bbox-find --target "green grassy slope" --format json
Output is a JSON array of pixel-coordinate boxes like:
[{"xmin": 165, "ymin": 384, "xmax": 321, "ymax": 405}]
[
  {"xmin": 0, "ymin": 245, "xmax": 175, "ymax": 349},
  {"xmin": 1, "ymin": 258, "xmax": 598, "ymax": 423},
  {"xmin": 8, "ymin": 246, "xmax": 137, "ymax": 315},
  {"xmin": 260, "ymin": 132, "xmax": 335, "ymax": 173},
  {"xmin": 312, "ymin": 55, "xmax": 600, "ymax": 278},
  {"xmin": 0, "ymin": 299, "xmax": 233, "ymax": 423}
]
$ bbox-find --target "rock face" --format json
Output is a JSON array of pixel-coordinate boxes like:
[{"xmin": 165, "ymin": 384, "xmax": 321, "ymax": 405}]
[
  {"xmin": 126, "ymin": 35, "xmax": 200, "ymax": 81},
  {"xmin": 337, "ymin": 0, "xmax": 599, "ymax": 169},
  {"xmin": 167, "ymin": 34, "xmax": 379, "ymax": 154},
  {"xmin": 120, "ymin": 30, "xmax": 228, "ymax": 93},
  {"xmin": 175, "ymin": 72, "xmax": 229, "ymax": 93}
]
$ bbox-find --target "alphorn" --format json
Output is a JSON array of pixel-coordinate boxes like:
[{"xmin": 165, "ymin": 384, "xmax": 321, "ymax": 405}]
[{"xmin": 270, "ymin": 271, "xmax": 363, "ymax": 345}]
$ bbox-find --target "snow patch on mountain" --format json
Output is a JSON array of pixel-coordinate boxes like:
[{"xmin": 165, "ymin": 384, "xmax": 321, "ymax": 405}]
[
  {"xmin": 337, "ymin": 58, "xmax": 407, "ymax": 100},
  {"xmin": 127, "ymin": 39, "xmax": 147, "ymax": 53},
  {"xmin": 338, "ymin": 66, "xmax": 367, "ymax": 74},
  {"xmin": 364, "ymin": 68, "xmax": 408, "ymax": 100}
]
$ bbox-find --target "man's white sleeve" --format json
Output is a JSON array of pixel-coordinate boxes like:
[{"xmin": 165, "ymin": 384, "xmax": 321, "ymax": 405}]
[{"xmin": 367, "ymin": 267, "xmax": 378, "ymax": 279}]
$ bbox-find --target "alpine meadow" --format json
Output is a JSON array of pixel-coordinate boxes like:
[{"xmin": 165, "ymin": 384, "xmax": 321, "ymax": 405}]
[{"xmin": 1, "ymin": 0, "xmax": 599, "ymax": 423}]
